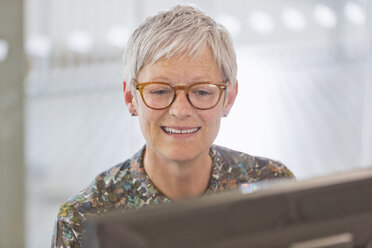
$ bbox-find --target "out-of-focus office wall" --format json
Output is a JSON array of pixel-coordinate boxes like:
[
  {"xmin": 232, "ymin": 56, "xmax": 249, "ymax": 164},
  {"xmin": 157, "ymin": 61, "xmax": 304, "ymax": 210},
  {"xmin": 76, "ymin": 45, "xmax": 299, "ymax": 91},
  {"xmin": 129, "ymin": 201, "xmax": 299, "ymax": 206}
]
[
  {"xmin": 22, "ymin": 0, "xmax": 372, "ymax": 247},
  {"xmin": 0, "ymin": 0, "xmax": 25, "ymax": 247}
]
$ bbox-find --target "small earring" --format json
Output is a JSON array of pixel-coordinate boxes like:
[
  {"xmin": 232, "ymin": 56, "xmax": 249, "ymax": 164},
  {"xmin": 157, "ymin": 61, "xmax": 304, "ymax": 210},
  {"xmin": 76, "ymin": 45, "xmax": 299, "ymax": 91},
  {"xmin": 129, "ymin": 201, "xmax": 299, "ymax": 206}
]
[
  {"xmin": 131, "ymin": 112, "xmax": 137, "ymax": 116},
  {"xmin": 223, "ymin": 114, "xmax": 228, "ymax": 117}
]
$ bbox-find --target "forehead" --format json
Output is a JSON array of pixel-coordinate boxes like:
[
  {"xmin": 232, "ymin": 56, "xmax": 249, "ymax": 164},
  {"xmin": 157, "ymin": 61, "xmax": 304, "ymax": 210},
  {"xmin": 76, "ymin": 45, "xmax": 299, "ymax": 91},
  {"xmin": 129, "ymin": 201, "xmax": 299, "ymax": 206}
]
[{"xmin": 137, "ymin": 48, "xmax": 223, "ymax": 82}]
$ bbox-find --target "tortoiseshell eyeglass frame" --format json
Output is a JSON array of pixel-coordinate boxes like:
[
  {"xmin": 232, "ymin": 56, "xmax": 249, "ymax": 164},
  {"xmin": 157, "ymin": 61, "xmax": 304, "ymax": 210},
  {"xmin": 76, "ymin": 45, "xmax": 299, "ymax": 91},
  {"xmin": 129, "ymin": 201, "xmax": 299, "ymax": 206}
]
[{"xmin": 132, "ymin": 80, "xmax": 228, "ymax": 110}]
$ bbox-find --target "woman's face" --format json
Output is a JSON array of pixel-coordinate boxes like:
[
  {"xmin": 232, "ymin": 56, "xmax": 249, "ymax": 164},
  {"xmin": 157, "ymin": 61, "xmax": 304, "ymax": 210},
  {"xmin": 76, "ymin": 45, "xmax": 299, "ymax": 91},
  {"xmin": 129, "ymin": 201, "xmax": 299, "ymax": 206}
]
[{"xmin": 126, "ymin": 48, "xmax": 237, "ymax": 162}]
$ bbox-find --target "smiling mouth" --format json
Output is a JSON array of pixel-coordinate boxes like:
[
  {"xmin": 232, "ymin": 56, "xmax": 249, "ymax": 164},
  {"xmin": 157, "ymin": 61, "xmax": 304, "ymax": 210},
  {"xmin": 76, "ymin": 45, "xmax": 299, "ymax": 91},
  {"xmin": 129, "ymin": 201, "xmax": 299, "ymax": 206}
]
[{"xmin": 161, "ymin": 126, "xmax": 201, "ymax": 134}]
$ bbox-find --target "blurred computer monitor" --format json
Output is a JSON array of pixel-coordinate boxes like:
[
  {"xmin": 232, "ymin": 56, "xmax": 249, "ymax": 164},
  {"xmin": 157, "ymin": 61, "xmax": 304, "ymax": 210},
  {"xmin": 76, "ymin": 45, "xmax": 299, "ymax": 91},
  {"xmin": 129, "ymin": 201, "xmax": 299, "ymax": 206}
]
[{"xmin": 84, "ymin": 168, "xmax": 372, "ymax": 248}]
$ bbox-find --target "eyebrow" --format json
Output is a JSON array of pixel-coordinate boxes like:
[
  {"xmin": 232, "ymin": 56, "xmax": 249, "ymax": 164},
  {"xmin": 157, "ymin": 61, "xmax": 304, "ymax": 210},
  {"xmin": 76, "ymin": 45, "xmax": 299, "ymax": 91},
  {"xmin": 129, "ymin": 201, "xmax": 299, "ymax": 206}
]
[{"xmin": 147, "ymin": 77, "xmax": 171, "ymax": 82}]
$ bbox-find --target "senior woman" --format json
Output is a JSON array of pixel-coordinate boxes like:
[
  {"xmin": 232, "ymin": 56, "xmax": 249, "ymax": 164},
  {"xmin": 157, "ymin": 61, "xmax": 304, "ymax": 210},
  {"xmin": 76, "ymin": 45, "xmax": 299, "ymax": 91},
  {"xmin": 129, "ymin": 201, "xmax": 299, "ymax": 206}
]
[{"xmin": 52, "ymin": 5, "xmax": 294, "ymax": 247}]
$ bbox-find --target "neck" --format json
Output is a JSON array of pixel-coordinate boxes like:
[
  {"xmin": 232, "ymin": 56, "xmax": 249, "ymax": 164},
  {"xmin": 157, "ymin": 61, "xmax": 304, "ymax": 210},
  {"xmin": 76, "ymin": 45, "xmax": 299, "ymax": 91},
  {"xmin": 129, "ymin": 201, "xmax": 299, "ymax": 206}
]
[{"xmin": 143, "ymin": 146, "xmax": 212, "ymax": 200}]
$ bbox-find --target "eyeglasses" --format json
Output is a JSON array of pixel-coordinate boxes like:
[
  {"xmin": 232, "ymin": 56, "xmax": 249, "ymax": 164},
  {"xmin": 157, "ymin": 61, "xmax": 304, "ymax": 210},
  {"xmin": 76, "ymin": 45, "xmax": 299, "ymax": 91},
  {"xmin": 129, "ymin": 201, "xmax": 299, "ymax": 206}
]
[{"xmin": 133, "ymin": 80, "xmax": 227, "ymax": 110}]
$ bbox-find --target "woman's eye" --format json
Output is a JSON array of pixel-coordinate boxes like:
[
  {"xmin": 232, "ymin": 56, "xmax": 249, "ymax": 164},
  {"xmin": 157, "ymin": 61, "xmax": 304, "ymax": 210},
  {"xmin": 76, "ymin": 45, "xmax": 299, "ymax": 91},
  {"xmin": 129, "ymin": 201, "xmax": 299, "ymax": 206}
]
[
  {"xmin": 193, "ymin": 90, "xmax": 211, "ymax": 96},
  {"xmin": 150, "ymin": 89, "xmax": 171, "ymax": 95}
]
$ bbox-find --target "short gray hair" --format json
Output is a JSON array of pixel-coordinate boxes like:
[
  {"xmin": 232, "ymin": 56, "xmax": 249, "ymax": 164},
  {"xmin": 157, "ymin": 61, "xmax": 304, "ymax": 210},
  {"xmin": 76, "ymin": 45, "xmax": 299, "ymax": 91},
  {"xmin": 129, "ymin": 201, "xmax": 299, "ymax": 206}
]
[{"xmin": 123, "ymin": 5, "xmax": 237, "ymax": 87}]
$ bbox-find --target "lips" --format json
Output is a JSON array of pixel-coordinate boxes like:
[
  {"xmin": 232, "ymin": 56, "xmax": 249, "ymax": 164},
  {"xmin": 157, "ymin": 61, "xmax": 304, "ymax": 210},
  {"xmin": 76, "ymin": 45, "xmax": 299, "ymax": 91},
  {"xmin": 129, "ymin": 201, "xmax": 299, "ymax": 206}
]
[{"xmin": 161, "ymin": 126, "xmax": 201, "ymax": 134}]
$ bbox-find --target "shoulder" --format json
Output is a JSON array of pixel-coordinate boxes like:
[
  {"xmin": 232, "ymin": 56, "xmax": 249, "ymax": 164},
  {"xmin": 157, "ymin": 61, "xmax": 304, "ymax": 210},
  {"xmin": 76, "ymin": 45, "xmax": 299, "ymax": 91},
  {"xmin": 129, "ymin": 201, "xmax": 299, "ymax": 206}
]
[
  {"xmin": 211, "ymin": 145, "xmax": 295, "ymax": 181},
  {"xmin": 58, "ymin": 159, "xmax": 133, "ymax": 219},
  {"xmin": 53, "ymin": 159, "xmax": 134, "ymax": 246}
]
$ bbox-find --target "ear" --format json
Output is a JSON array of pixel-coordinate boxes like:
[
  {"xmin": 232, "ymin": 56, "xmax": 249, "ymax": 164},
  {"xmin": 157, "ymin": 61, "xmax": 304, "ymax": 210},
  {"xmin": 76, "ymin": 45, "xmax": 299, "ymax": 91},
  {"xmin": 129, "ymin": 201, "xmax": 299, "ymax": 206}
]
[
  {"xmin": 123, "ymin": 81, "xmax": 137, "ymax": 115},
  {"xmin": 222, "ymin": 80, "xmax": 238, "ymax": 117}
]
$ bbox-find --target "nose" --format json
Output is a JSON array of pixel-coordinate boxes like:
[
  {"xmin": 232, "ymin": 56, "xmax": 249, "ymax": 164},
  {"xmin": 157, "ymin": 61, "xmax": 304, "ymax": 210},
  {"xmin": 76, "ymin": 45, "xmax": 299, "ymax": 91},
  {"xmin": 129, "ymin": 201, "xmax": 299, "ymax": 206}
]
[{"xmin": 168, "ymin": 91, "xmax": 194, "ymax": 119}]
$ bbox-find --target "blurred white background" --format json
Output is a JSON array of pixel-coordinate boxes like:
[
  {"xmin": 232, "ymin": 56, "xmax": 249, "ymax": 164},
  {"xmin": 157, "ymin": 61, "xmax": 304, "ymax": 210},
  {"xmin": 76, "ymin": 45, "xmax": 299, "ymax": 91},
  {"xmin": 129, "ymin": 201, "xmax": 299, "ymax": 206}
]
[{"xmin": 22, "ymin": 0, "xmax": 372, "ymax": 247}]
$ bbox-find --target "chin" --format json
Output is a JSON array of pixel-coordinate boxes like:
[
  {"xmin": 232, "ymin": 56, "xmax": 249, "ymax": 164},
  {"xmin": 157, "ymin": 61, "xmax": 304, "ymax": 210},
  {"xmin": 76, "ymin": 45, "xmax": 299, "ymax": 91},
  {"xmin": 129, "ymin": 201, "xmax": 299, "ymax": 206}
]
[{"xmin": 159, "ymin": 144, "xmax": 206, "ymax": 162}]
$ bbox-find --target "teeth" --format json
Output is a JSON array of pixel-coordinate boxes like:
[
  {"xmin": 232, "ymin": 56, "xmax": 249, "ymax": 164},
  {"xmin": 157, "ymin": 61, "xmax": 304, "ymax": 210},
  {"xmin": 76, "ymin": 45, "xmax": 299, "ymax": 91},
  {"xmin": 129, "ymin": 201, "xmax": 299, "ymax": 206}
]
[{"xmin": 163, "ymin": 127, "xmax": 199, "ymax": 134}]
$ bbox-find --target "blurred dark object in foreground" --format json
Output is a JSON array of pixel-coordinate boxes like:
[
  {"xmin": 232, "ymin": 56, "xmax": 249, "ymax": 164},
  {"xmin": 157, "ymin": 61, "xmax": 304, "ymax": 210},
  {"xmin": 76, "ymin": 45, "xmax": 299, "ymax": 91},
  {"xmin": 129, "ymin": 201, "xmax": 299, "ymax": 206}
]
[{"xmin": 85, "ymin": 168, "xmax": 372, "ymax": 248}]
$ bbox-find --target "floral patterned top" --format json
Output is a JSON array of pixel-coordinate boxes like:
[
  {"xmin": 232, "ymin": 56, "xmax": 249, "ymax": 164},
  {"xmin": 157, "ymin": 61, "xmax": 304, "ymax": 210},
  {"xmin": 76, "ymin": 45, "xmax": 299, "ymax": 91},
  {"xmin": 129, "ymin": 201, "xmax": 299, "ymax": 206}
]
[{"xmin": 51, "ymin": 145, "xmax": 294, "ymax": 247}]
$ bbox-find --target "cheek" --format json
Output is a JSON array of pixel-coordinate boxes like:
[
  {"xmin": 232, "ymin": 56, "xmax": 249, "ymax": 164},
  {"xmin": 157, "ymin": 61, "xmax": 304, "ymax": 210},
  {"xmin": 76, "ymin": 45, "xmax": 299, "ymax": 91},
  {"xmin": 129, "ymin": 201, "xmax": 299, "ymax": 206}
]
[
  {"xmin": 138, "ymin": 106, "xmax": 164, "ymax": 134},
  {"xmin": 199, "ymin": 108, "xmax": 223, "ymax": 133}
]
